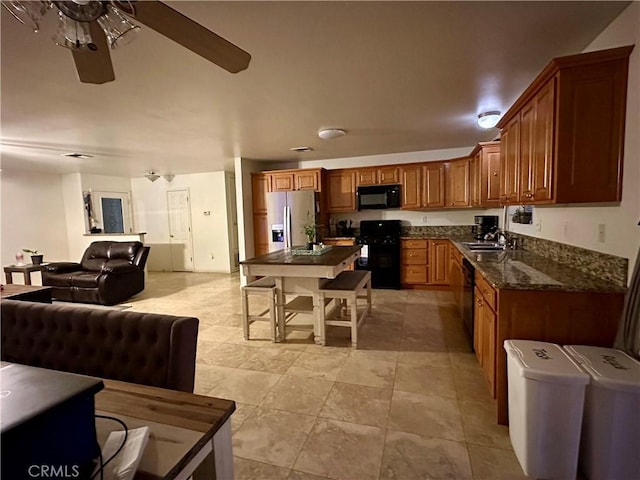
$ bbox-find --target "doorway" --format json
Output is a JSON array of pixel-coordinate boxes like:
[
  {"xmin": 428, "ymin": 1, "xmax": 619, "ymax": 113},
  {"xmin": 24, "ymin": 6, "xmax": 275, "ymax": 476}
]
[
  {"xmin": 167, "ymin": 189, "xmax": 194, "ymax": 272},
  {"xmin": 91, "ymin": 191, "xmax": 133, "ymax": 233}
]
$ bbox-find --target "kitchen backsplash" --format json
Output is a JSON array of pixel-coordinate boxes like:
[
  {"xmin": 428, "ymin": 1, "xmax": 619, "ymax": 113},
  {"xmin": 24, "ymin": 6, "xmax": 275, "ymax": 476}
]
[{"xmin": 402, "ymin": 225, "xmax": 475, "ymax": 237}]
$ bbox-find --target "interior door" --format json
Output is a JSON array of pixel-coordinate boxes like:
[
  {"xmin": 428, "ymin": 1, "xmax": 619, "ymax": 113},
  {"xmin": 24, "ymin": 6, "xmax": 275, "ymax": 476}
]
[{"xmin": 167, "ymin": 189, "xmax": 194, "ymax": 272}]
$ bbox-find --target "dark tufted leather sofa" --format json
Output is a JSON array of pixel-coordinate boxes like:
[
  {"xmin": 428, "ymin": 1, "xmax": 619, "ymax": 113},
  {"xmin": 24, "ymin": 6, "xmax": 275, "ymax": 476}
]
[
  {"xmin": 1, "ymin": 300, "xmax": 198, "ymax": 392},
  {"xmin": 42, "ymin": 241, "xmax": 150, "ymax": 305}
]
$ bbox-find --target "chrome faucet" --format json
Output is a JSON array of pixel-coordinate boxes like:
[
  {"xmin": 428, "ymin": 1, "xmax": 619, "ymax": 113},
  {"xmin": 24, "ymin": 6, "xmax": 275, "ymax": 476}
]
[{"xmin": 484, "ymin": 228, "xmax": 517, "ymax": 249}]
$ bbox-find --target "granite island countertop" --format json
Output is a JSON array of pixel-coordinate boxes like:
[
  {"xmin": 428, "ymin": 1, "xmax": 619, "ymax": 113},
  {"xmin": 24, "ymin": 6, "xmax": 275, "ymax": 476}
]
[
  {"xmin": 241, "ymin": 245, "xmax": 361, "ymax": 267},
  {"xmin": 448, "ymin": 240, "xmax": 626, "ymax": 294}
]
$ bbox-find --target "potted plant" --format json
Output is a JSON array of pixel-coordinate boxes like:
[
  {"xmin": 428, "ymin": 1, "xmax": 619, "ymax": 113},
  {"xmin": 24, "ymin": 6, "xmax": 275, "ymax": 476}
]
[
  {"xmin": 23, "ymin": 248, "xmax": 43, "ymax": 265},
  {"xmin": 302, "ymin": 212, "xmax": 317, "ymax": 250}
]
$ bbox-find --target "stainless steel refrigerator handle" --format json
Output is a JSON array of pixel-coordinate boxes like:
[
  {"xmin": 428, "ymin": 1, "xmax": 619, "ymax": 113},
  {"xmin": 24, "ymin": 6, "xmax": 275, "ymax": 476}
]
[{"xmin": 284, "ymin": 206, "xmax": 291, "ymax": 248}]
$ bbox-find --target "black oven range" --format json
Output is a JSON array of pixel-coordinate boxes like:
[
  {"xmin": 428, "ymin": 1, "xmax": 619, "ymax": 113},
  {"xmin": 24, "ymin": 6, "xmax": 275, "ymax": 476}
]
[{"xmin": 355, "ymin": 220, "xmax": 401, "ymax": 289}]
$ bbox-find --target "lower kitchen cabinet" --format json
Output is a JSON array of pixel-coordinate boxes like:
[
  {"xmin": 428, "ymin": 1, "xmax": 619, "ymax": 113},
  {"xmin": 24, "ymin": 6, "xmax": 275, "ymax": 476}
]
[
  {"xmin": 474, "ymin": 284, "xmax": 497, "ymax": 397},
  {"xmin": 472, "ymin": 270, "xmax": 625, "ymax": 425},
  {"xmin": 401, "ymin": 239, "xmax": 428, "ymax": 285},
  {"xmin": 401, "ymin": 239, "xmax": 450, "ymax": 287}
]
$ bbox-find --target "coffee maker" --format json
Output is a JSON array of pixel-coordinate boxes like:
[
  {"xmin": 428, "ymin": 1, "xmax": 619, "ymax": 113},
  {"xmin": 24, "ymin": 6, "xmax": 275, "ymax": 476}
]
[{"xmin": 474, "ymin": 215, "xmax": 499, "ymax": 240}]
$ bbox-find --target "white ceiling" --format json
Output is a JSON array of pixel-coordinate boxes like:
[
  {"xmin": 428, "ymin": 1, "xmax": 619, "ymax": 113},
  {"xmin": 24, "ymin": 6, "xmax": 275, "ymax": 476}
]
[{"xmin": 0, "ymin": 1, "xmax": 630, "ymax": 178}]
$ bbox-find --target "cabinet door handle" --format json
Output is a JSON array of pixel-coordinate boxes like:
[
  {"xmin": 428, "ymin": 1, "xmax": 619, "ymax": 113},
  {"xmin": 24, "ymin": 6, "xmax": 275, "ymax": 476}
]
[
  {"xmin": 476, "ymin": 299, "xmax": 483, "ymax": 306},
  {"xmin": 450, "ymin": 202, "xmax": 454, "ymax": 206},
  {"xmin": 492, "ymin": 172, "xmax": 498, "ymax": 176}
]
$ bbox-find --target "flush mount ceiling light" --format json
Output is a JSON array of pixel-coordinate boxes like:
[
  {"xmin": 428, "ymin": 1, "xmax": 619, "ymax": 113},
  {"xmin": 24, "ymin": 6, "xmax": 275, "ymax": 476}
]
[
  {"xmin": 477, "ymin": 111, "xmax": 501, "ymax": 129},
  {"xmin": 318, "ymin": 128, "xmax": 346, "ymax": 140},
  {"xmin": 163, "ymin": 174, "xmax": 175, "ymax": 182},
  {"xmin": 145, "ymin": 171, "xmax": 160, "ymax": 182}
]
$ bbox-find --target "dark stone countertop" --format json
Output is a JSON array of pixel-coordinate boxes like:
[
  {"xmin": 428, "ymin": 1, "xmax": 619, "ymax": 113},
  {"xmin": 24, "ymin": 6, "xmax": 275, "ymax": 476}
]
[
  {"xmin": 241, "ymin": 245, "xmax": 361, "ymax": 266},
  {"xmin": 449, "ymin": 240, "xmax": 626, "ymax": 294}
]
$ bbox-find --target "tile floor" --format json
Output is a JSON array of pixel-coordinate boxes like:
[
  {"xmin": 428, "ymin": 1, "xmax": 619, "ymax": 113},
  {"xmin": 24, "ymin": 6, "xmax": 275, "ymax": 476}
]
[{"xmin": 127, "ymin": 271, "xmax": 527, "ymax": 480}]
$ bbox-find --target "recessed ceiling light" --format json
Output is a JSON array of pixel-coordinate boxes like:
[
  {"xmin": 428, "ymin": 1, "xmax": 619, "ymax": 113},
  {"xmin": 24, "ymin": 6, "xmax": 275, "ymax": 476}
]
[
  {"xmin": 477, "ymin": 111, "xmax": 501, "ymax": 129},
  {"xmin": 61, "ymin": 152, "xmax": 93, "ymax": 159},
  {"xmin": 290, "ymin": 146, "xmax": 314, "ymax": 152}
]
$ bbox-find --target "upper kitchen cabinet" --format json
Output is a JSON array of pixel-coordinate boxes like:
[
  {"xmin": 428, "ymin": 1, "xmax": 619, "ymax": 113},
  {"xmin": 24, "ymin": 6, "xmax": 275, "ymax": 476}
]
[
  {"xmin": 269, "ymin": 168, "xmax": 324, "ymax": 192},
  {"xmin": 251, "ymin": 173, "xmax": 270, "ymax": 214},
  {"xmin": 497, "ymin": 45, "xmax": 633, "ymax": 205},
  {"xmin": 423, "ymin": 162, "xmax": 446, "ymax": 208},
  {"xmin": 356, "ymin": 166, "xmax": 400, "ymax": 186},
  {"xmin": 400, "ymin": 165, "xmax": 422, "ymax": 209},
  {"xmin": 471, "ymin": 142, "xmax": 501, "ymax": 207},
  {"xmin": 445, "ymin": 157, "xmax": 471, "ymax": 208},
  {"xmin": 327, "ymin": 170, "xmax": 357, "ymax": 212}
]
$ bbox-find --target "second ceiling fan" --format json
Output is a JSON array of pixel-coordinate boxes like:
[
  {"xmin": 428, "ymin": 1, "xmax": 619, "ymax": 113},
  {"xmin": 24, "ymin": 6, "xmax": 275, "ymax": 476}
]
[{"xmin": 3, "ymin": 0, "xmax": 252, "ymax": 84}]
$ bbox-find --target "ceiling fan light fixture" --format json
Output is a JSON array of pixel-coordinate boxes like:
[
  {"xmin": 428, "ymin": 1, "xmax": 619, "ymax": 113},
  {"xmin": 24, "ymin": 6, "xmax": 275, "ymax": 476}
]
[
  {"xmin": 477, "ymin": 111, "xmax": 501, "ymax": 129},
  {"xmin": 145, "ymin": 171, "xmax": 160, "ymax": 182},
  {"xmin": 97, "ymin": 4, "xmax": 140, "ymax": 49},
  {"xmin": 52, "ymin": 11, "xmax": 96, "ymax": 50},
  {"xmin": 1, "ymin": 1, "xmax": 50, "ymax": 32},
  {"xmin": 163, "ymin": 174, "xmax": 175, "ymax": 183},
  {"xmin": 318, "ymin": 128, "xmax": 346, "ymax": 140}
]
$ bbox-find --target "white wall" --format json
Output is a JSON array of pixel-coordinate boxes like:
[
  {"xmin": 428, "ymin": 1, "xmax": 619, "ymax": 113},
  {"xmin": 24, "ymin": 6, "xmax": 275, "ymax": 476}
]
[
  {"xmin": 132, "ymin": 171, "xmax": 233, "ymax": 273},
  {"xmin": 508, "ymin": 2, "xmax": 640, "ymax": 278},
  {"xmin": 1, "ymin": 170, "xmax": 70, "ymax": 284}
]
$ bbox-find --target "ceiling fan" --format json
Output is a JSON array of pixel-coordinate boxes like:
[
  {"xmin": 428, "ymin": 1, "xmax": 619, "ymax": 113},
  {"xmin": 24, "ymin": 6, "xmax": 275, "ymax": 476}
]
[{"xmin": 2, "ymin": 0, "xmax": 251, "ymax": 84}]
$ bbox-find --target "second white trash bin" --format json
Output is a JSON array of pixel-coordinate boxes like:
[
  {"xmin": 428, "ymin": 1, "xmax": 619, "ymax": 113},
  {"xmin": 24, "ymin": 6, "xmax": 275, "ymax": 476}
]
[
  {"xmin": 504, "ymin": 340, "xmax": 590, "ymax": 479},
  {"xmin": 563, "ymin": 345, "xmax": 640, "ymax": 480}
]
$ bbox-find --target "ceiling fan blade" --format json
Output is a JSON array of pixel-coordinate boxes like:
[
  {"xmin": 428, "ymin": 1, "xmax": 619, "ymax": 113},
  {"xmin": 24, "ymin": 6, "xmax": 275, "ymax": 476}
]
[
  {"xmin": 71, "ymin": 21, "xmax": 115, "ymax": 84},
  {"xmin": 130, "ymin": 1, "xmax": 251, "ymax": 74}
]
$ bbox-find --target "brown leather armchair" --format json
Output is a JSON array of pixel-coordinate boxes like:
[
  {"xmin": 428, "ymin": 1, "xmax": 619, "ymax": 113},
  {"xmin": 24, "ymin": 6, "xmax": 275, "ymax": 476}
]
[{"xmin": 42, "ymin": 241, "xmax": 150, "ymax": 305}]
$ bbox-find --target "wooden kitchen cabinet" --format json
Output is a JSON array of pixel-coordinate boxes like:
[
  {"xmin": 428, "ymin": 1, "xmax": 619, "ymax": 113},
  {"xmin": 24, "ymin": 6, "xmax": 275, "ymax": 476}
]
[
  {"xmin": 251, "ymin": 173, "xmax": 271, "ymax": 256},
  {"xmin": 401, "ymin": 239, "xmax": 450, "ymax": 287},
  {"xmin": 327, "ymin": 170, "xmax": 357, "ymax": 212},
  {"xmin": 267, "ymin": 168, "xmax": 323, "ymax": 192},
  {"xmin": 401, "ymin": 239, "xmax": 428, "ymax": 285},
  {"xmin": 271, "ymin": 172, "xmax": 295, "ymax": 192},
  {"xmin": 427, "ymin": 240, "xmax": 450, "ymax": 285},
  {"xmin": 500, "ymin": 117, "xmax": 520, "ymax": 204},
  {"xmin": 472, "ymin": 269, "xmax": 625, "ymax": 425},
  {"xmin": 497, "ymin": 45, "xmax": 632, "ymax": 205},
  {"xmin": 474, "ymin": 281, "xmax": 497, "ymax": 397},
  {"xmin": 356, "ymin": 166, "xmax": 399, "ymax": 186},
  {"xmin": 445, "ymin": 158, "xmax": 471, "ymax": 208},
  {"xmin": 423, "ymin": 162, "xmax": 446, "ymax": 208},
  {"xmin": 400, "ymin": 165, "xmax": 422, "ymax": 209},
  {"xmin": 471, "ymin": 142, "xmax": 501, "ymax": 207}
]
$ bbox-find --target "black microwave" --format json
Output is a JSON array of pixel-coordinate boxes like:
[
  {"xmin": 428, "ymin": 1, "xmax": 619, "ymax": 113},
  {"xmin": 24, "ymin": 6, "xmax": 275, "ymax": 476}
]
[{"xmin": 357, "ymin": 184, "xmax": 401, "ymax": 210}]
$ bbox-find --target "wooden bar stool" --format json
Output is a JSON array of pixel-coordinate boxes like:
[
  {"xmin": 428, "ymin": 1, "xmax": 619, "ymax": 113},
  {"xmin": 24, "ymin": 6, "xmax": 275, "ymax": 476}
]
[
  {"xmin": 241, "ymin": 277, "xmax": 278, "ymax": 342},
  {"xmin": 317, "ymin": 270, "xmax": 372, "ymax": 348}
]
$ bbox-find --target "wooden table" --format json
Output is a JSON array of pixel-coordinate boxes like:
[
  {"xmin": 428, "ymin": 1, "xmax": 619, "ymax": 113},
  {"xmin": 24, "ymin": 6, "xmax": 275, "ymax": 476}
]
[
  {"xmin": 96, "ymin": 380, "xmax": 236, "ymax": 480},
  {"xmin": 0, "ymin": 284, "xmax": 52, "ymax": 303},
  {"xmin": 240, "ymin": 246, "xmax": 362, "ymax": 343},
  {"xmin": 3, "ymin": 263, "xmax": 48, "ymax": 285}
]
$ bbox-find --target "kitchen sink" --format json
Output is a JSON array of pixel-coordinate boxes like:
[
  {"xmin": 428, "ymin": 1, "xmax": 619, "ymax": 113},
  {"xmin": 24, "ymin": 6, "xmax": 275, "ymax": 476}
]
[{"xmin": 462, "ymin": 242, "xmax": 505, "ymax": 251}]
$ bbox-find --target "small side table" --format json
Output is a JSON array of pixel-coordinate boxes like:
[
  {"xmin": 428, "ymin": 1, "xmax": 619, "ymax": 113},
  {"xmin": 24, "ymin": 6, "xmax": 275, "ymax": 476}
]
[{"xmin": 3, "ymin": 264, "xmax": 47, "ymax": 285}]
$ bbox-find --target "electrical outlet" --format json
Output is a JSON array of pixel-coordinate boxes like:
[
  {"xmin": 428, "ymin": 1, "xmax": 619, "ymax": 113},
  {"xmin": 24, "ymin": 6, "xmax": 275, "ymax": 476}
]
[
  {"xmin": 535, "ymin": 221, "xmax": 542, "ymax": 232},
  {"xmin": 563, "ymin": 221, "xmax": 569, "ymax": 237},
  {"xmin": 422, "ymin": 216, "xmax": 428, "ymax": 223},
  {"xmin": 210, "ymin": 253, "xmax": 215, "ymax": 259},
  {"xmin": 598, "ymin": 224, "xmax": 606, "ymax": 243}
]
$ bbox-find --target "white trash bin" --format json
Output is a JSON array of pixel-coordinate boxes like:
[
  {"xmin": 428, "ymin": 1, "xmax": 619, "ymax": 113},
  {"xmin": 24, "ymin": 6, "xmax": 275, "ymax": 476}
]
[
  {"xmin": 504, "ymin": 339, "xmax": 590, "ymax": 479},
  {"xmin": 563, "ymin": 345, "xmax": 640, "ymax": 480}
]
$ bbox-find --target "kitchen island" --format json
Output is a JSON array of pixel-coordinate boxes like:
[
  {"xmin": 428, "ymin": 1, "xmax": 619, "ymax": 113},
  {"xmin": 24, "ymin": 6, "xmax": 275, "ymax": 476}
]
[{"xmin": 240, "ymin": 246, "xmax": 362, "ymax": 342}]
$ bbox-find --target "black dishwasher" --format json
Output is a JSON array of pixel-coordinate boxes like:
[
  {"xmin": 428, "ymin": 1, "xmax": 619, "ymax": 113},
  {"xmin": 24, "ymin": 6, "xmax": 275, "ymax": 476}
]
[{"xmin": 462, "ymin": 257, "xmax": 475, "ymax": 350}]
